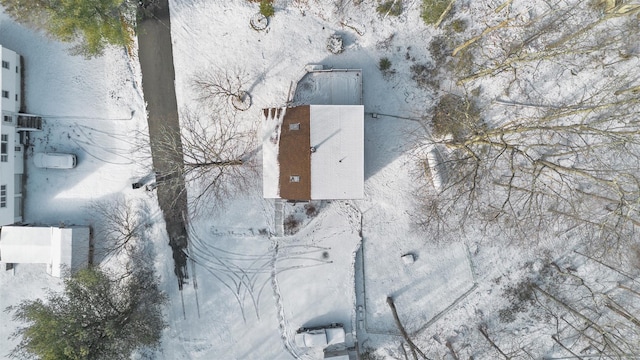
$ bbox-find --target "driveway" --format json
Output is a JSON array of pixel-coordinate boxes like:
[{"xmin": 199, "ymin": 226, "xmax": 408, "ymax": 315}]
[{"xmin": 137, "ymin": 0, "xmax": 190, "ymax": 288}]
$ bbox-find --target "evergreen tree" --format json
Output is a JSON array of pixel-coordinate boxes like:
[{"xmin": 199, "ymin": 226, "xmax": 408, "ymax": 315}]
[
  {"xmin": 7, "ymin": 266, "xmax": 166, "ymax": 359},
  {"xmin": 0, "ymin": 0, "xmax": 136, "ymax": 57}
]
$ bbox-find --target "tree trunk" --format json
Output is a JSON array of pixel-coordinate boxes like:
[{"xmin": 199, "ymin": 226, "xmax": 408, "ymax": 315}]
[{"xmin": 386, "ymin": 297, "xmax": 430, "ymax": 360}]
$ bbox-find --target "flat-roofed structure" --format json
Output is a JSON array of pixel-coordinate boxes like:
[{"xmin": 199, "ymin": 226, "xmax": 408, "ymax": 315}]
[
  {"xmin": 263, "ymin": 68, "xmax": 364, "ymax": 201},
  {"xmin": 0, "ymin": 226, "xmax": 90, "ymax": 277}
]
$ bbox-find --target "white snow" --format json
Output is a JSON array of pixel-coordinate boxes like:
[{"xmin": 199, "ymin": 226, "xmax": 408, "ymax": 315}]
[
  {"xmin": 3, "ymin": 0, "xmax": 636, "ymax": 359},
  {"xmin": 262, "ymin": 107, "xmax": 286, "ymax": 199},
  {"xmin": 0, "ymin": 6, "xmax": 149, "ymax": 354},
  {"xmin": 293, "ymin": 69, "xmax": 363, "ymax": 106}
]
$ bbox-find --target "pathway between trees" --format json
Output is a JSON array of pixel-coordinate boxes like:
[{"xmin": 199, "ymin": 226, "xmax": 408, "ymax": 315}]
[{"xmin": 137, "ymin": 0, "xmax": 190, "ymax": 289}]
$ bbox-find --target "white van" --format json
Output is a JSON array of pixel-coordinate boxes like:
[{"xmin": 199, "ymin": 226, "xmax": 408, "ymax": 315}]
[{"xmin": 33, "ymin": 153, "xmax": 77, "ymax": 169}]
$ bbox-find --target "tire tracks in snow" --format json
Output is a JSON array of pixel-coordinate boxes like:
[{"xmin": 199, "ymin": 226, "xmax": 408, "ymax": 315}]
[{"xmin": 270, "ymin": 240, "xmax": 304, "ymax": 359}]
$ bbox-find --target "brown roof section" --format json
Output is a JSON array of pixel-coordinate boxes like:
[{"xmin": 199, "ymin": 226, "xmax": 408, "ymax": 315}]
[{"xmin": 278, "ymin": 105, "xmax": 311, "ymax": 200}]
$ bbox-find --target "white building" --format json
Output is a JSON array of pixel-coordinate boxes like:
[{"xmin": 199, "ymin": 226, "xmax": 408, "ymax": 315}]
[
  {"xmin": 0, "ymin": 226, "xmax": 90, "ymax": 277},
  {"xmin": 262, "ymin": 69, "xmax": 364, "ymax": 201},
  {"xmin": 1, "ymin": 45, "xmax": 42, "ymax": 226}
]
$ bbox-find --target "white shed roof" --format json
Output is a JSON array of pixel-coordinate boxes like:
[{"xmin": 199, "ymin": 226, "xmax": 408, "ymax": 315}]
[{"xmin": 0, "ymin": 226, "xmax": 89, "ymax": 277}]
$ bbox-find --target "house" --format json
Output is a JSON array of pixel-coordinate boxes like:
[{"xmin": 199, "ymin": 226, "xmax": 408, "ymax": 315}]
[
  {"xmin": 0, "ymin": 225, "xmax": 90, "ymax": 277},
  {"xmin": 1, "ymin": 45, "xmax": 43, "ymax": 226},
  {"xmin": 263, "ymin": 68, "xmax": 364, "ymax": 201}
]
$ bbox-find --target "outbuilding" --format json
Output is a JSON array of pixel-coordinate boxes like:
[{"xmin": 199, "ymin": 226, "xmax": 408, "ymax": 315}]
[{"xmin": 0, "ymin": 225, "xmax": 90, "ymax": 277}]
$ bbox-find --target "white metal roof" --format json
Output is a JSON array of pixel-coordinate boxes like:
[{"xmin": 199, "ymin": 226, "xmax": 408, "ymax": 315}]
[
  {"xmin": 0, "ymin": 226, "xmax": 52, "ymax": 264},
  {"xmin": 310, "ymin": 105, "xmax": 364, "ymax": 199},
  {"xmin": 0, "ymin": 226, "xmax": 89, "ymax": 277}
]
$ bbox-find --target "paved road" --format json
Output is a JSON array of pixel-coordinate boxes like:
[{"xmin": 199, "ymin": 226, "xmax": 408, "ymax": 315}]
[{"xmin": 137, "ymin": 0, "xmax": 190, "ymax": 289}]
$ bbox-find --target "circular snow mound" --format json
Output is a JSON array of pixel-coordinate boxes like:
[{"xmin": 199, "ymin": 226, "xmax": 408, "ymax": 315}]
[
  {"xmin": 250, "ymin": 13, "xmax": 269, "ymax": 31},
  {"xmin": 232, "ymin": 91, "xmax": 252, "ymax": 111}
]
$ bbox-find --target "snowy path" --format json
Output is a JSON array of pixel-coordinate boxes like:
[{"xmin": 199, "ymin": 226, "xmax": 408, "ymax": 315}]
[
  {"xmin": 270, "ymin": 240, "xmax": 303, "ymax": 359},
  {"xmin": 275, "ymin": 199, "xmax": 285, "ymax": 237}
]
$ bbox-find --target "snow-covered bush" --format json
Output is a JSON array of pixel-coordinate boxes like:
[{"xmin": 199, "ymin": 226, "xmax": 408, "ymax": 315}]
[{"xmin": 327, "ymin": 34, "xmax": 344, "ymax": 54}]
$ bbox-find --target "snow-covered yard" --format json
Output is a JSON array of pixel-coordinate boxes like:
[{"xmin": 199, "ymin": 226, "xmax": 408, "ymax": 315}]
[
  {"xmin": 0, "ymin": 7, "xmax": 151, "ymax": 353},
  {"xmin": 0, "ymin": 0, "xmax": 474, "ymax": 357},
  {"xmin": 3, "ymin": 0, "xmax": 639, "ymax": 358}
]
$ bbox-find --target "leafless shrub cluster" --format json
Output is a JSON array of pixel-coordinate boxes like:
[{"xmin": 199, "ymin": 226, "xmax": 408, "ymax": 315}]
[
  {"xmin": 431, "ymin": 254, "xmax": 640, "ymax": 359},
  {"xmin": 283, "ymin": 214, "xmax": 300, "ymax": 235},
  {"xmin": 431, "ymin": 93, "xmax": 482, "ymax": 140}
]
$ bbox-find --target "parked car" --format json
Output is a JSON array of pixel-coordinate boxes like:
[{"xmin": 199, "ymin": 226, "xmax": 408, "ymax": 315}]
[
  {"xmin": 33, "ymin": 153, "xmax": 77, "ymax": 169},
  {"xmin": 294, "ymin": 323, "xmax": 345, "ymax": 348}
]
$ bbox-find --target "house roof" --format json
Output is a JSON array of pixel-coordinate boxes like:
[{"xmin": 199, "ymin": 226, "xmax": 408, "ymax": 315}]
[
  {"xmin": 263, "ymin": 68, "xmax": 364, "ymax": 201},
  {"xmin": 0, "ymin": 227, "xmax": 52, "ymax": 264},
  {"xmin": 309, "ymin": 105, "xmax": 364, "ymax": 199},
  {"xmin": 263, "ymin": 104, "xmax": 364, "ymax": 200},
  {"xmin": 278, "ymin": 105, "xmax": 311, "ymax": 200}
]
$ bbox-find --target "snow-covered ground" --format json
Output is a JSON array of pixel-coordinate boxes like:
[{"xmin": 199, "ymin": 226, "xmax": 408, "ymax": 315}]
[
  {"xmin": 0, "ymin": 8, "xmax": 152, "ymax": 353},
  {"xmin": 3, "ymin": 0, "xmax": 639, "ymax": 359},
  {"xmin": 0, "ymin": 0, "xmax": 501, "ymax": 358}
]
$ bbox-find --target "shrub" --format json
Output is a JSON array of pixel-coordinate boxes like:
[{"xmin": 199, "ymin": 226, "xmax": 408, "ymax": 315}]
[
  {"xmin": 443, "ymin": 46, "xmax": 475, "ymax": 76},
  {"xmin": 498, "ymin": 281, "xmax": 535, "ymax": 323},
  {"xmin": 410, "ymin": 63, "xmax": 436, "ymax": 88},
  {"xmin": 284, "ymin": 214, "xmax": 300, "ymax": 235},
  {"xmin": 379, "ymin": 57, "xmax": 392, "ymax": 71},
  {"xmin": 429, "ymin": 36, "xmax": 450, "ymax": 67},
  {"xmin": 259, "ymin": 0, "xmax": 275, "ymax": 17},
  {"xmin": 450, "ymin": 18, "xmax": 467, "ymax": 33},
  {"xmin": 421, "ymin": 0, "xmax": 450, "ymax": 25},
  {"xmin": 304, "ymin": 203, "xmax": 319, "ymax": 217},
  {"xmin": 431, "ymin": 93, "xmax": 482, "ymax": 140},
  {"xmin": 377, "ymin": 0, "xmax": 403, "ymax": 16}
]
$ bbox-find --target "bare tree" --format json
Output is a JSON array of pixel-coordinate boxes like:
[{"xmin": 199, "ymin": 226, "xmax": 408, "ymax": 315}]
[
  {"xmin": 88, "ymin": 196, "xmax": 149, "ymax": 261},
  {"xmin": 192, "ymin": 69, "xmax": 252, "ymax": 111},
  {"xmin": 421, "ymin": 88, "xmax": 640, "ymax": 253},
  {"xmin": 152, "ymin": 106, "xmax": 257, "ymax": 215},
  {"xmin": 418, "ymin": 0, "xmax": 640, "ymax": 262},
  {"xmin": 449, "ymin": 257, "xmax": 640, "ymax": 360},
  {"xmin": 530, "ymin": 263, "xmax": 640, "ymax": 358}
]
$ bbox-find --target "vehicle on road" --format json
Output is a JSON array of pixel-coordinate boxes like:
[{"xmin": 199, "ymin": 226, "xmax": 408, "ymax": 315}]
[
  {"xmin": 33, "ymin": 153, "xmax": 77, "ymax": 169},
  {"xmin": 294, "ymin": 323, "xmax": 345, "ymax": 349}
]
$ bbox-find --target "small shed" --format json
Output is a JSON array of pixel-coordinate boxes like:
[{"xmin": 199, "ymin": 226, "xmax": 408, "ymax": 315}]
[{"xmin": 0, "ymin": 226, "xmax": 90, "ymax": 277}]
